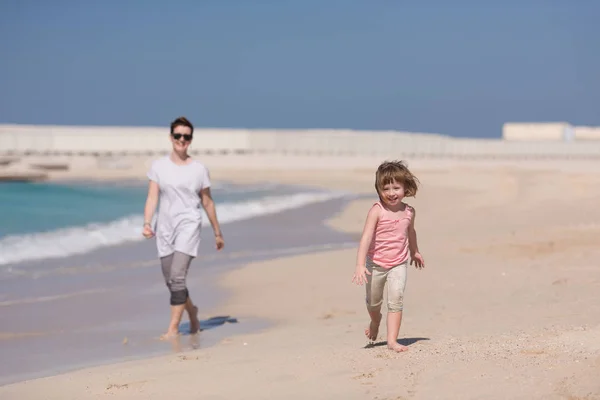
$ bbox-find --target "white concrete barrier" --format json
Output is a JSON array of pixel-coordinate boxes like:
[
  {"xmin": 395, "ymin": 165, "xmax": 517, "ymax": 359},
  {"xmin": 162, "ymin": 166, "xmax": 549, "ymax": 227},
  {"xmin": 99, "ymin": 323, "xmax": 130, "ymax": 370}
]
[
  {"xmin": 573, "ymin": 126, "xmax": 600, "ymax": 141},
  {"xmin": 503, "ymin": 122, "xmax": 600, "ymax": 142},
  {"xmin": 0, "ymin": 124, "xmax": 251, "ymax": 155},
  {"xmin": 2, "ymin": 124, "xmax": 600, "ymax": 159},
  {"xmin": 502, "ymin": 122, "xmax": 572, "ymax": 141}
]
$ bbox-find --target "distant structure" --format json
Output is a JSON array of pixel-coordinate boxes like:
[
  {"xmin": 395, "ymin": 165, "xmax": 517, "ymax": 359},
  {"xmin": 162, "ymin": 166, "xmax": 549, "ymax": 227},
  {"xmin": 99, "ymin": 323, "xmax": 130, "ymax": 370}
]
[
  {"xmin": 503, "ymin": 122, "xmax": 600, "ymax": 142},
  {"xmin": 1, "ymin": 123, "xmax": 600, "ymax": 160}
]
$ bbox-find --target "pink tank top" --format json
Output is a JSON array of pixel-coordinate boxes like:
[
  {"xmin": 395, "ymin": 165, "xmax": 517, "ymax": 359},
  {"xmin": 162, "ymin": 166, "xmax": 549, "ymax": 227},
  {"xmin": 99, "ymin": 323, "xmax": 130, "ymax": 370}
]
[{"xmin": 367, "ymin": 201, "xmax": 413, "ymax": 269}]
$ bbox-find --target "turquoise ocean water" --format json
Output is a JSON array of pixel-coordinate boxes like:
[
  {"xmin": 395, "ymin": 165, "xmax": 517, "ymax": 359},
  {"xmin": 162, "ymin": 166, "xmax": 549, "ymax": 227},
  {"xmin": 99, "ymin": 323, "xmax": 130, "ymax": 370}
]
[
  {"xmin": 0, "ymin": 181, "xmax": 345, "ymax": 266},
  {"xmin": 0, "ymin": 182, "xmax": 150, "ymax": 238}
]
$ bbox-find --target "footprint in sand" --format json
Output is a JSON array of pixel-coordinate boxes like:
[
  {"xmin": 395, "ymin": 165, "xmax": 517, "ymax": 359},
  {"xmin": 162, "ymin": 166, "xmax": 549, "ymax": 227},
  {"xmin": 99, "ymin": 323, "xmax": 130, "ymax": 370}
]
[{"xmin": 552, "ymin": 278, "xmax": 568, "ymax": 285}]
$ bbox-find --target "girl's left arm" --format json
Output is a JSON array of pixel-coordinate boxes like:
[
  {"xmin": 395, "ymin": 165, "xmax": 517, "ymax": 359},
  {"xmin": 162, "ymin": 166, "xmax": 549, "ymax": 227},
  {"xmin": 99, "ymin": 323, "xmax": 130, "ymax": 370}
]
[
  {"xmin": 408, "ymin": 207, "xmax": 424, "ymax": 268},
  {"xmin": 408, "ymin": 207, "xmax": 419, "ymax": 256}
]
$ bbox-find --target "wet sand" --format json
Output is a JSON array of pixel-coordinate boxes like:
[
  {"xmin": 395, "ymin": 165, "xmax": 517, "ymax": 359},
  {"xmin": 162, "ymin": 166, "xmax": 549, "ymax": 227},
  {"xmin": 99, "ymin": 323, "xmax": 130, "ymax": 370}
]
[{"xmin": 0, "ymin": 195, "xmax": 360, "ymax": 386}]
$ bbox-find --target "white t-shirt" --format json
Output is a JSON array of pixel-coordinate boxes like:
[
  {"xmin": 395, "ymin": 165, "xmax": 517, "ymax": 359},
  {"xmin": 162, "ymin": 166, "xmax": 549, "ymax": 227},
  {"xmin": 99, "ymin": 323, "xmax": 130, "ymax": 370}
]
[{"xmin": 147, "ymin": 156, "xmax": 211, "ymax": 258}]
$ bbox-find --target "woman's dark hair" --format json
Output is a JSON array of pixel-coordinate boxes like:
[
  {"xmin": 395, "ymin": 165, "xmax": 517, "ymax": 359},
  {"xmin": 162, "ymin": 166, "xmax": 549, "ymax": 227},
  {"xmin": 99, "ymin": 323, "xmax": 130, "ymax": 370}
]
[{"xmin": 170, "ymin": 116, "xmax": 194, "ymax": 134}]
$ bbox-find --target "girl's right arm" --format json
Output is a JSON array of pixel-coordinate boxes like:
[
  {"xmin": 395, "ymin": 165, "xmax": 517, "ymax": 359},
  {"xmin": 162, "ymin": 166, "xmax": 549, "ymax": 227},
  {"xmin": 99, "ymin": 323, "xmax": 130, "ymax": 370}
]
[
  {"xmin": 352, "ymin": 205, "xmax": 380, "ymax": 285},
  {"xmin": 142, "ymin": 181, "xmax": 159, "ymax": 238}
]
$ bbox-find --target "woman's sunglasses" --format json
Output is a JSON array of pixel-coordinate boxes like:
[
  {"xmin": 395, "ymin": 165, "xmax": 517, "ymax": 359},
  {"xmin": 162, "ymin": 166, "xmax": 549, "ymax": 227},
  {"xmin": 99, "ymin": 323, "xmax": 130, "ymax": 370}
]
[{"xmin": 171, "ymin": 133, "xmax": 193, "ymax": 141}]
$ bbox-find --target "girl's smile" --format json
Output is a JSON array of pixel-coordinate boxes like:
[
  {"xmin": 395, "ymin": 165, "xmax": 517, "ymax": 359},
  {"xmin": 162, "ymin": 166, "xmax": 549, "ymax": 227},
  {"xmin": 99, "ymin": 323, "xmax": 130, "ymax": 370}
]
[{"xmin": 381, "ymin": 181, "xmax": 405, "ymax": 207}]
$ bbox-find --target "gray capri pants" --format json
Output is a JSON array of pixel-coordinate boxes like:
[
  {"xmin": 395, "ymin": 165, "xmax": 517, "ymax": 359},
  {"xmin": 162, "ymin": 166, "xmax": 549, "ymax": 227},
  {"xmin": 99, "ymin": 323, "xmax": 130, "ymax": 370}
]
[{"xmin": 160, "ymin": 251, "xmax": 193, "ymax": 306}]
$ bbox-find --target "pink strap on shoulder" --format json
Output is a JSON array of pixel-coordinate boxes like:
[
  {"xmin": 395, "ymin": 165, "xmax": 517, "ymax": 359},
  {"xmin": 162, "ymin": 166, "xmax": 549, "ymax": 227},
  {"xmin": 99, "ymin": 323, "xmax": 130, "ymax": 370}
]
[{"xmin": 372, "ymin": 201, "xmax": 387, "ymax": 222}]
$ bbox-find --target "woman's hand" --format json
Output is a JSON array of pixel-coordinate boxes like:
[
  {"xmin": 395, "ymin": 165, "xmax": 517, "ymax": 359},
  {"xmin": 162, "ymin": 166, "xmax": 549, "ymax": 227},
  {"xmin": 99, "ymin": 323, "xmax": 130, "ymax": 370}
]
[
  {"xmin": 143, "ymin": 181, "xmax": 159, "ymax": 238},
  {"xmin": 215, "ymin": 235, "xmax": 225, "ymax": 251},
  {"xmin": 142, "ymin": 223, "xmax": 155, "ymax": 239}
]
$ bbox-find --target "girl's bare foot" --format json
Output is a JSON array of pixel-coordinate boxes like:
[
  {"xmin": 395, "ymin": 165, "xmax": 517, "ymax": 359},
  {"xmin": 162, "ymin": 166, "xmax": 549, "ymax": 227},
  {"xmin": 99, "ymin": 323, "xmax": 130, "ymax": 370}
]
[
  {"xmin": 189, "ymin": 306, "xmax": 200, "ymax": 334},
  {"xmin": 387, "ymin": 341, "xmax": 409, "ymax": 352},
  {"xmin": 365, "ymin": 313, "xmax": 382, "ymax": 341}
]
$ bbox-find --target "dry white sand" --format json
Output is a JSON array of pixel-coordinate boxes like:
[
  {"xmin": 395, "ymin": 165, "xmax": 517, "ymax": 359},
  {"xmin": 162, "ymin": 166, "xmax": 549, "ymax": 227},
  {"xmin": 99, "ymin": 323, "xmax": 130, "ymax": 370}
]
[
  {"xmin": 1, "ymin": 157, "xmax": 599, "ymax": 399},
  {"xmin": 3, "ymin": 153, "xmax": 600, "ymax": 182}
]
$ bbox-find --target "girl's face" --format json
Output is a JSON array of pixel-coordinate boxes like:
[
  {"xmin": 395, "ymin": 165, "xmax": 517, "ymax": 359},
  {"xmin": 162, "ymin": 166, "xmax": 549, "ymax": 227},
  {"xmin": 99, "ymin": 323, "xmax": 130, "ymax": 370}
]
[
  {"xmin": 380, "ymin": 180, "xmax": 405, "ymax": 207},
  {"xmin": 170, "ymin": 125, "xmax": 193, "ymax": 154}
]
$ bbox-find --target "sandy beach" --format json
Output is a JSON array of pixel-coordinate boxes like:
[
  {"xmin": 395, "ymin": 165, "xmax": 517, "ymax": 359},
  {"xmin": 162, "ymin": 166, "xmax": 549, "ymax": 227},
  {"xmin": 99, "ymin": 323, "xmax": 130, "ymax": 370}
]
[{"xmin": 1, "ymin": 157, "xmax": 599, "ymax": 399}]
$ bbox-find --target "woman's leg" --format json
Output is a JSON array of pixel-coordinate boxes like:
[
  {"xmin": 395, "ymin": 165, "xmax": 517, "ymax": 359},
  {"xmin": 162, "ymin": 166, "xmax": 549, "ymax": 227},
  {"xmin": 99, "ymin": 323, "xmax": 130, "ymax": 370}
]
[
  {"xmin": 185, "ymin": 297, "xmax": 200, "ymax": 334},
  {"xmin": 163, "ymin": 251, "xmax": 196, "ymax": 337},
  {"xmin": 160, "ymin": 253, "xmax": 174, "ymax": 290}
]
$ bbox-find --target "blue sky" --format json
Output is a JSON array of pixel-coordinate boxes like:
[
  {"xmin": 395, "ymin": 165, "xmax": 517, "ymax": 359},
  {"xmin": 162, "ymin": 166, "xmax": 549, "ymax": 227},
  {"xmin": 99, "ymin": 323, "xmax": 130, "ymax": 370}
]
[{"xmin": 1, "ymin": 1, "xmax": 598, "ymax": 137}]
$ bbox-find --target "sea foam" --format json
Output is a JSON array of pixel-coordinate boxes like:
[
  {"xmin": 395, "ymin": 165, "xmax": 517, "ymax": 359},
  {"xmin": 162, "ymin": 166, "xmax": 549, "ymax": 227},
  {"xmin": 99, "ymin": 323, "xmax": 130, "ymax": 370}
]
[{"xmin": 0, "ymin": 191, "xmax": 346, "ymax": 266}]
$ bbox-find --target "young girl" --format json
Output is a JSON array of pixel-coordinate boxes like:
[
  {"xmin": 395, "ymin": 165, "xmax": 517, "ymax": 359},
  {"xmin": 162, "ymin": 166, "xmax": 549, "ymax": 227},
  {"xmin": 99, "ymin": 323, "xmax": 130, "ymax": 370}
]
[{"xmin": 352, "ymin": 160, "xmax": 425, "ymax": 352}]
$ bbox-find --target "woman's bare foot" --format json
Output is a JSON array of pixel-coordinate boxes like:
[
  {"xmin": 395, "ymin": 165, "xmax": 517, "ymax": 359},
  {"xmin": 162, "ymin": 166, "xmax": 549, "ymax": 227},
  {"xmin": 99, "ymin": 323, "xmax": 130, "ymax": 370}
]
[
  {"xmin": 387, "ymin": 341, "xmax": 409, "ymax": 352},
  {"xmin": 365, "ymin": 313, "xmax": 382, "ymax": 341},
  {"xmin": 189, "ymin": 306, "xmax": 200, "ymax": 334},
  {"xmin": 158, "ymin": 334, "xmax": 182, "ymax": 352},
  {"xmin": 160, "ymin": 330, "xmax": 180, "ymax": 341}
]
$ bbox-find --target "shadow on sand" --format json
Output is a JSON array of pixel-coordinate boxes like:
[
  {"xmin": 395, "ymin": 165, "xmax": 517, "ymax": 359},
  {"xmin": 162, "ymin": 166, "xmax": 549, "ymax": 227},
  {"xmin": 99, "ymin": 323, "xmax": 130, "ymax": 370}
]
[
  {"xmin": 178, "ymin": 315, "xmax": 239, "ymax": 335},
  {"xmin": 364, "ymin": 337, "xmax": 430, "ymax": 349},
  {"xmin": 161, "ymin": 316, "xmax": 240, "ymax": 353}
]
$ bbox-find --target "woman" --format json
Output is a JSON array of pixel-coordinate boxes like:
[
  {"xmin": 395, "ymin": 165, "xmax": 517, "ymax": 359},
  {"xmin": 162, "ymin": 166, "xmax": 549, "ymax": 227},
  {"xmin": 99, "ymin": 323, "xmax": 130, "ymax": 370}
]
[{"xmin": 142, "ymin": 116, "xmax": 224, "ymax": 338}]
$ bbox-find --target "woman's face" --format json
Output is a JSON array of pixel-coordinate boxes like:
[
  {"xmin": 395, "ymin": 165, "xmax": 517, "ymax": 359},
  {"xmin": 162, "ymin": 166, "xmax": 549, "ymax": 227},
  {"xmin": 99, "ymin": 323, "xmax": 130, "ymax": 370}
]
[{"xmin": 170, "ymin": 125, "xmax": 193, "ymax": 153}]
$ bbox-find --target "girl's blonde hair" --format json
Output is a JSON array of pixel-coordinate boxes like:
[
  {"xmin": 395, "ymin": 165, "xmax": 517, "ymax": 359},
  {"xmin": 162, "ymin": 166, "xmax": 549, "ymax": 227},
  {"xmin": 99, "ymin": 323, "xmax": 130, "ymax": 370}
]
[{"xmin": 375, "ymin": 160, "xmax": 420, "ymax": 198}]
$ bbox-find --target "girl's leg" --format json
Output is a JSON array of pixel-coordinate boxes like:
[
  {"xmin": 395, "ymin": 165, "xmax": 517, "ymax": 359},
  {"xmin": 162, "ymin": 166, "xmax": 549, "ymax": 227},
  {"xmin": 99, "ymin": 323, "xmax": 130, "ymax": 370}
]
[
  {"xmin": 385, "ymin": 262, "xmax": 408, "ymax": 352},
  {"xmin": 364, "ymin": 259, "xmax": 386, "ymax": 341},
  {"xmin": 386, "ymin": 312, "xmax": 405, "ymax": 351}
]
